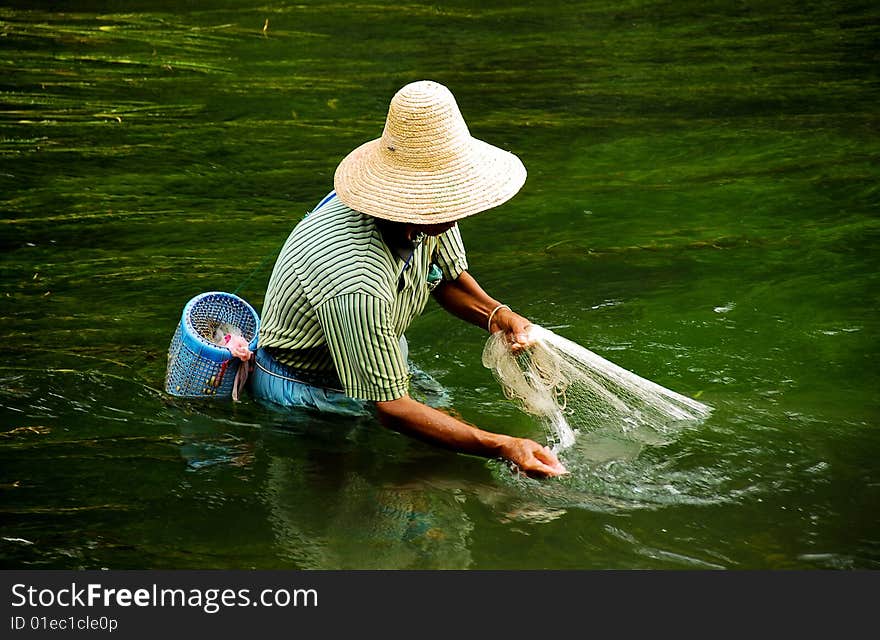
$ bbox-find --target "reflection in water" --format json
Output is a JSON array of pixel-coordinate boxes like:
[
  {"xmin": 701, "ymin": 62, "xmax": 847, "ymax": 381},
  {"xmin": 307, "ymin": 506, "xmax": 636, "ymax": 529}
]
[
  {"xmin": 264, "ymin": 455, "xmax": 474, "ymax": 570},
  {"xmin": 251, "ymin": 363, "xmax": 475, "ymax": 570},
  {"xmin": 172, "ymin": 360, "xmax": 477, "ymax": 569}
]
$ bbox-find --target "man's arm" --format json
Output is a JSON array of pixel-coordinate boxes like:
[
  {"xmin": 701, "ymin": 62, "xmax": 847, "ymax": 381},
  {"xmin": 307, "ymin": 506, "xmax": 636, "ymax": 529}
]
[
  {"xmin": 432, "ymin": 270, "xmax": 533, "ymax": 352},
  {"xmin": 375, "ymin": 395, "xmax": 566, "ymax": 477},
  {"xmin": 319, "ymin": 284, "xmax": 565, "ymax": 476},
  {"xmin": 420, "ymin": 269, "xmax": 566, "ymax": 476}
]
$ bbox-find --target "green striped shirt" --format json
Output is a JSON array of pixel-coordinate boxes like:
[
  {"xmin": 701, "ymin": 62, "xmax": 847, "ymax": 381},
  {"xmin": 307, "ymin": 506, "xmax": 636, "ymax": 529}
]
[{"xmin": 258, "ymin": 191, "xmax": 468, "ymax": 401}]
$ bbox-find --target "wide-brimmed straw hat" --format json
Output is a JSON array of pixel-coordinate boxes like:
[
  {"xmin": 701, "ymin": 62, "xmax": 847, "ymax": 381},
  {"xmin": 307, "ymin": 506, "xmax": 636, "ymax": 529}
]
[{"xmin": 334, "ymin": 80, "xmax": 527, "ymax": 224}]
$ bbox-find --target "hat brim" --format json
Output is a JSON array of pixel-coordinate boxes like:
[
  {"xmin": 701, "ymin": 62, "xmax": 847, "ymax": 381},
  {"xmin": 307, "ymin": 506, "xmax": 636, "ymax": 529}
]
[{"xmin": 334, "ymin": 136, "xmax": 527, "ymax": 224}]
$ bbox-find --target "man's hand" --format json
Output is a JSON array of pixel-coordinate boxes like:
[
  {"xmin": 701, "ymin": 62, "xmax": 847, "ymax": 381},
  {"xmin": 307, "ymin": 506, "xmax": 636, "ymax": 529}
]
[
  {"xmin": 490, "ymin": 307, "xmax": 535, "ymax": 354},
  {"xmin": 499, "ymin": 437, "xmax": 568, "ymax": 478}
]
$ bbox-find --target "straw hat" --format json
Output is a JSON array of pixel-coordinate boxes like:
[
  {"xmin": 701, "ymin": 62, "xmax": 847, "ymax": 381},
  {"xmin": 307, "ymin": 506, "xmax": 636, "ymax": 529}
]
[{"xmin": 334, "ymin": 80, "xmax": 527, "ymax": 224}]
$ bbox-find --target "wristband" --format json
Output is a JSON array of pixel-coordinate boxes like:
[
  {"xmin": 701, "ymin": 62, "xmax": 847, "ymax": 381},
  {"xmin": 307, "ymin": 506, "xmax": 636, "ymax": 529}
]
[{"xmin": 487, "ymin": 304, "xmax": 511, "ymax": 333}]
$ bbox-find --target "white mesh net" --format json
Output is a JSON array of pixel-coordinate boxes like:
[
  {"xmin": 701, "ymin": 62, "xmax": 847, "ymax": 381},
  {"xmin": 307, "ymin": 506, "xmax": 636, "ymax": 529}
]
[{"xmin": 482, "ymin": 325, "xmax": 711, "ymax": 451}]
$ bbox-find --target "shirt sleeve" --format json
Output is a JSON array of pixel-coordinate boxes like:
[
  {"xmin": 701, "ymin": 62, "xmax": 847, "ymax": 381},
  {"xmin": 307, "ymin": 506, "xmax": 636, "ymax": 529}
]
[
  {"xmin": 434, "ymin": 224, "xmax": 469, "ymax": 281},
  {"xmin": 315, "ymin": 293, "xmax": 410, "ymax": 401}
]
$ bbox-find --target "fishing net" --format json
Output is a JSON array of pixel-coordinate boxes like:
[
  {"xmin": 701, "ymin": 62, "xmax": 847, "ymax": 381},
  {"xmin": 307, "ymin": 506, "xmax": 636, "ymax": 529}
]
[{"xmin": 482, "ymin": 325, "xmax": 711, "ymax": 451}]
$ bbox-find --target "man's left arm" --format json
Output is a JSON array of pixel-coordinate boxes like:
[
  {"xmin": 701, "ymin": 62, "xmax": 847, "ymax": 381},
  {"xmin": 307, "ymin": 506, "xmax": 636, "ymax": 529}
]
[{"xmin": 432, "ymin": 271, "xmax": 533, "ymax": 352}]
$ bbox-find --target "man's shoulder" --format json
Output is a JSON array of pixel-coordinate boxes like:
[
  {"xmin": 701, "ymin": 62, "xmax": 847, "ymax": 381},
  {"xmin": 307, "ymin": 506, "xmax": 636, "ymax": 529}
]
[
  {"xmin": 297, "ymin": 191, "xmax": 367, "ymax": 231},
  {"xmin": 288, "ymin": 192, "xmax": 377, "ymax": 252},
  {"xmin": 287, "ymin": 191, "xmax": 395, "ymax": 303}
]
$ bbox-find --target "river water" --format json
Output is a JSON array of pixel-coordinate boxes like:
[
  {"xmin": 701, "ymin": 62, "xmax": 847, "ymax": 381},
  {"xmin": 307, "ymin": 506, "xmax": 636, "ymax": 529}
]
[{"xmin": 1, "ymin": 0, "xmax": 878, "ymax": 569}]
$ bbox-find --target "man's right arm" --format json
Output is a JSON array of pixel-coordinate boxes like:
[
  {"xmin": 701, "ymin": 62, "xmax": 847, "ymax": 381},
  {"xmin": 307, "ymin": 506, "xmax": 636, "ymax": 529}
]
[{"xmin": 374, "ymin": 395, "xmax": 567, "ymax": 478}]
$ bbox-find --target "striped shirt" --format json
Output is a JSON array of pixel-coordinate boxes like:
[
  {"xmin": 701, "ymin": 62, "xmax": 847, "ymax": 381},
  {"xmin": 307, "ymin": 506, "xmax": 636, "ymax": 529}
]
[{"xmin": 258, "ymin": 191, "xmax": 468, "ymax": 401}]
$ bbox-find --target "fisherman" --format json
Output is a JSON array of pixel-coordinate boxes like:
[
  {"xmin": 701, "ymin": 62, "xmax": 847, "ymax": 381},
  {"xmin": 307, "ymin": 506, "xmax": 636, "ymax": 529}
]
[{"xmin": 252, "ymin": 80, "xmax": 566, "ymax": 478}]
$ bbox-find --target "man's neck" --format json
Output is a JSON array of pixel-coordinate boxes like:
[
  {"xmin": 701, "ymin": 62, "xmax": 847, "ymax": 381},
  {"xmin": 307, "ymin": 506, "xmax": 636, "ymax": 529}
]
[{"xmin": 375, "ymin": 219, "xmax": 421, "ymax": 260}]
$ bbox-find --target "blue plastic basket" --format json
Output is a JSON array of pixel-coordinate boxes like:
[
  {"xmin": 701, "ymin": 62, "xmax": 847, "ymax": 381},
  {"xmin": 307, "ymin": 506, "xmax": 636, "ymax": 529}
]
[{"xmin": 165, "ymin": 291, "xmax": 260, "ymax": 398}]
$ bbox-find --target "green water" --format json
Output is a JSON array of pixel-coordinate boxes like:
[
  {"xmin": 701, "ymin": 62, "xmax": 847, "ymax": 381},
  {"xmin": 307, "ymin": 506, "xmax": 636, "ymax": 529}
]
[{"xmin": 1, "ymin": 0, "xmax": 878, "ymax": 569}]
